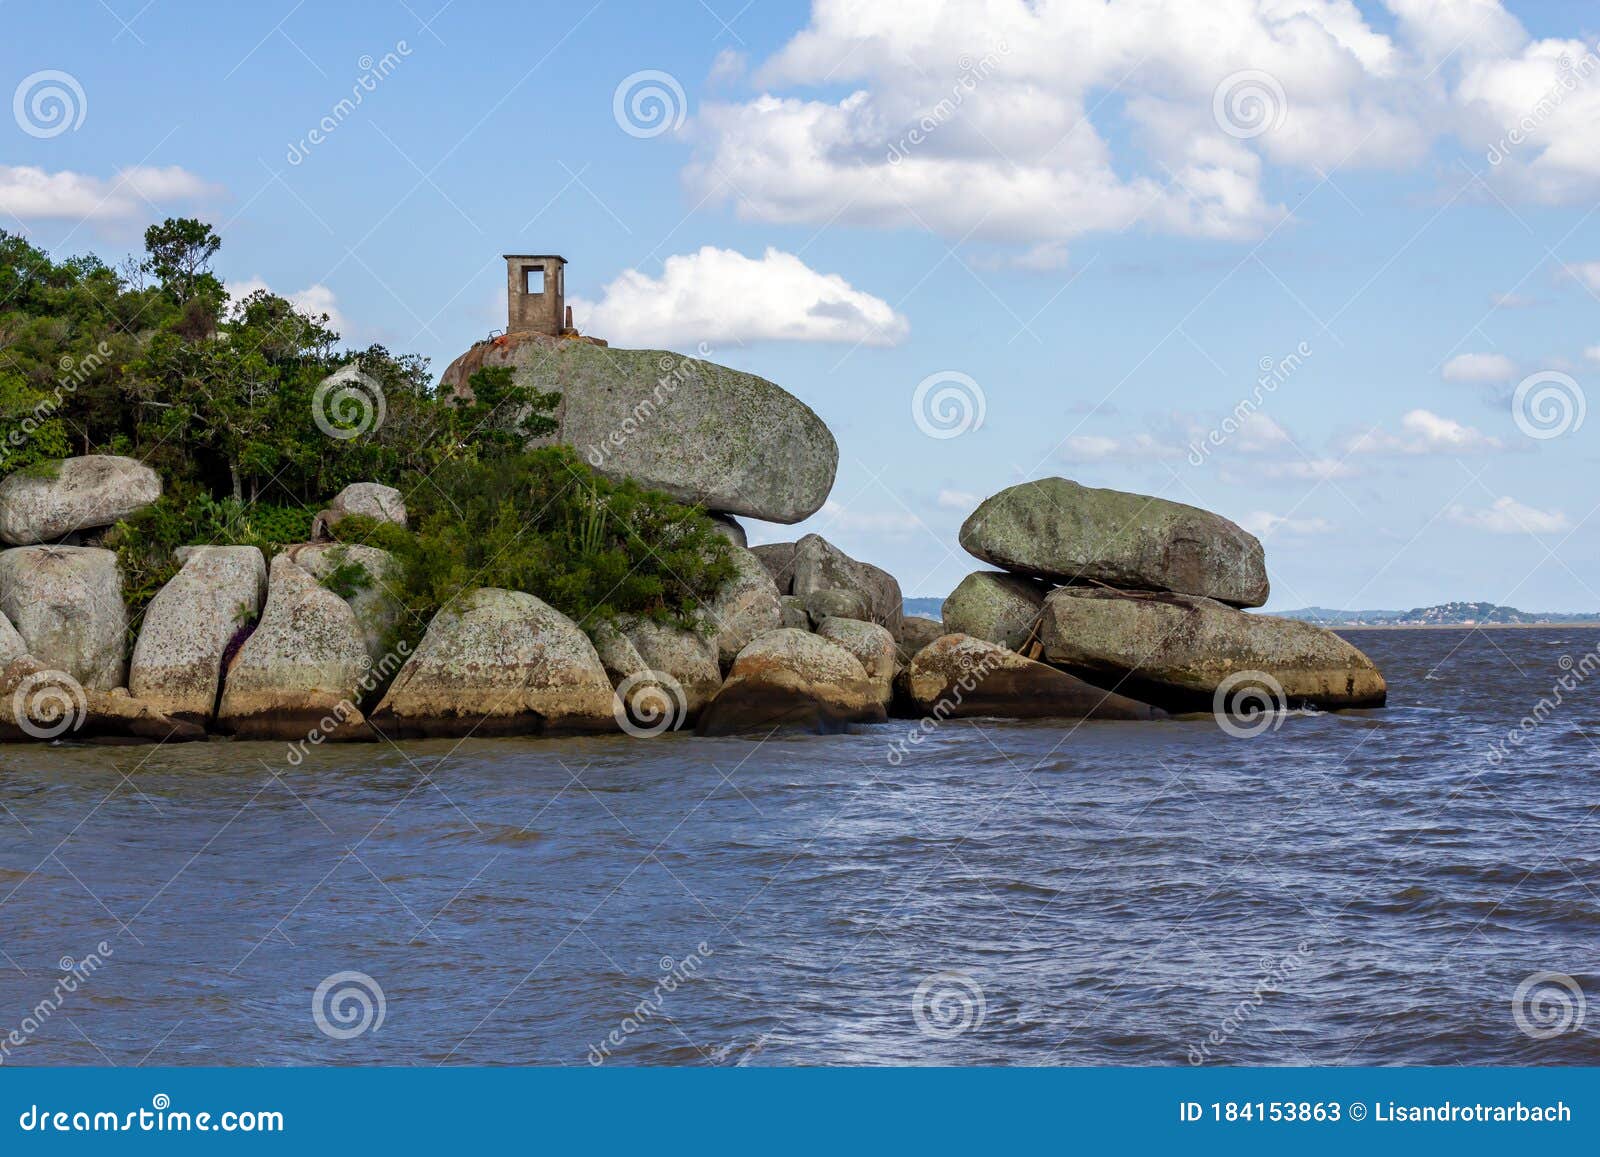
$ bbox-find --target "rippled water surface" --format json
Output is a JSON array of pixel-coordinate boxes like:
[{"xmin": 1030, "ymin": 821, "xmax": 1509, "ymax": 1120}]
[{"xmin": 2, "ymin": 628, "xmax": 1598, "ymax": 1066}]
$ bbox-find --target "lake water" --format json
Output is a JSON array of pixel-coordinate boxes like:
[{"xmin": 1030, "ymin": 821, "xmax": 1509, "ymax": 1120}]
[{"xmin": 1, "ymin": 627, "xmax": 1597, "ymax": 1066}]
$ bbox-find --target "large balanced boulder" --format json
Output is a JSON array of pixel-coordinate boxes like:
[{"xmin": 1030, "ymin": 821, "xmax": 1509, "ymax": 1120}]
[
  {"xmin": 0, "ymin": 455, "xmax": 161, "ymax": 545},
  {"xmin": 814, "ymin": 617, "xmax": 897, "ymax": 708},
  {"xmin": 762, "ymin": 534, "xmax": 904, "ymax": 638},
  {"xmin": 216, "ymin": 555, "xmax": 370, "ymax": 739},
  {"xmin": 288, "ymin": 543, "xmax": 402, "ymax": 670},
  {"xmin": 704, "ymin": 544, "xmax": 782, "ymax": 666},
  {"xmin": 129, "ymin": 546, "xmax": 267, "ymax": 723},
  {"xmin": 312, "ymin": 481, "xmax": 406, "ymax": 538},
  {"xmin": 960, "ymin": 478, "xmax": 1268, "ymax": 608},
  {"xmin": 0, "ymin": 545, "xmax": 127, "ymax": 689},
  {"xmin": 942, "ymin": 571, "xmax": 1048, "ymax": 651},
  {"xmin": 441, "ymin": 333, "xmax": 837, "ymax": 523},
  {"xmin": 696, "ymin": 628, "xmax": 887, "ymax": 736},
  {"xmin": 1037, "ymin": 588, "xmax": 1386, "ymax": 711},
  {"xmin": 904, "ymin": 634, "xmax": 1161, "ymax": 721},
  {"xmin": 369, "ymin": 589, "xmax": 616, "ymax": 738}
]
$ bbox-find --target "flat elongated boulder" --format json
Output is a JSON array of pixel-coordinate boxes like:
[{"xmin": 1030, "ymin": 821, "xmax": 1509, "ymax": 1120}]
[
  {"xmin": 905, "ymin": 634, "xmax": 1161, "ymax": 721},
  {"xmin": 960, "ymin": 478, "xmax": 1268, "ymax": 608},
  {"xmin": 788, "ymin": 534, "xmax": 903, "ymax": 639},
  {"xmin": 696, "ymin": 628, "xmax": 887, "ymax": 736},
  {"xmin": 1037, "ymin": 588, "xmax": 1386, "ymax": 710},
  {"xmin": 814, "ymin": 617, "xmax": 897, "ymax": 707},
  {"xmin": 0, "ymin": 545, "xmax": 127, "ymax": 689},
  {"xmin": 129, "ymin": 546, "xmax": 267, "ymax": 722},
  {"xmin": 704, "ymin": 544, "xmax": 782, "ymax": 666},
  {"xmin": 0, "ymin": 455, "xmax": 161, "ymax": 545},
  {"xmin": 288, "ymin": 543, "xmax": 402, "ymax": 671},
  {"xmin": 216, "ymin": 555, "xmax": 370, "ymax": 739},
  {"xmin": 942, "ymin": 571, "xmax": 1048, "ymax": 651},
  {"xmin": 369, "ymin": 589, "xmax": 616, "ymax": 738},
  {"xmin": 442, "ymin": 333, "xmax": 837, "ymax": 523}
]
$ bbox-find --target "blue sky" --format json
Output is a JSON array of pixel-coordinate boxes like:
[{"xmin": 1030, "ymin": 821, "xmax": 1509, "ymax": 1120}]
[{"xmin": 5, "ymin": 0, "xmax": 1600, "ymax": 610}]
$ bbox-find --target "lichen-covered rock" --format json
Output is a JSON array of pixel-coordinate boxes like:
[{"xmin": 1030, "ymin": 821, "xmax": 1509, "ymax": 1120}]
[
  {"xmin": 1037, "ymin": 588, "xmax": 1386, "ymax": 710},
  {"xmin": 696, "ymin": 628, "xmax": 887, "ymax": 736},
  {"xmin": 751, "ymin": 542, "xmax": 798, "ymax": 590},
  {"xmin": 814, "ymin": 617, "xmax": 897, "ymax": 707},
  {"xmin": 0, "ymin": 656, "xmax": 204, "ymax": 742},
  {"xmin": 703, "ymin": 544, "xmax": 782, "ymax": 666},
  {"xmin": 0, "ymin": 545, "xmax": 127, "ymax": 689},
  {"xmin": 778, "ymin": 595, "xmax": 809, "ymax": 630},
  {"xmin": 441, "ymin": 333, "xmax": 837, "ymax": 523},
  {"xmin": 942, "ymin": 571, "xmax": 1048, "ymax": 651},
  {"xmin": 621, "ymin": 617, "xmax": 722, "ymax": 717},
  {"xmin": 709, "ymin": 514, "xmax": 747, "ymax": 548},
  {"xmin": 216, "ymin": 554, "xmax": 370, "ymax": 739},
  {"xmin": 312, "ymin": 482, "xmax": 406, "ymax": 538},
  {"xmin": 897, "ymin": 615, "xmax": 944, "ymax": 664},
  {"xmin": 129, "ymin": 546, "xmax": 266, "ymax": 722},
  {"xmin": 804, "ymin": 588, "xmax": 869, "ymax": 625},
  {"xmin": 288, "ymin": 543, "xmax": 402, "ymax": 670},
  {"xmin": 905, "ymin": 634, "xmax": 1161, "ymax": 721},
  {"xmin": 0, "ymin": 456, "xmax": 161, "ymax": 545},
  {"xmin": 369, "ymin": 589, "xmax": 616, "ymax": 738},
  {"xmin": 788, "ymin": 534, "xmax": 903, "ymax": 639},
  {"xmin": 960, "ymin": 478, "xmax": 1268, "ymax": 608}
]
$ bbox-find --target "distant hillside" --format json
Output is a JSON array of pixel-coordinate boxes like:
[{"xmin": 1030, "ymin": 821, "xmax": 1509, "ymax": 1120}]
[
  {"xmin": 902, "ymin": 597, "xmax": 944, "ymax": 619},
  {"xmin": 1273, "ymin": 601, "xmax": 1600, "ymax": 626}
]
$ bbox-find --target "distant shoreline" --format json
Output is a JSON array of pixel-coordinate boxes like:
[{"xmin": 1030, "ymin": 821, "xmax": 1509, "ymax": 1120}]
[{"xmin": 1334, "ymin": 622, "xmax": 1600, "ymax": 631}]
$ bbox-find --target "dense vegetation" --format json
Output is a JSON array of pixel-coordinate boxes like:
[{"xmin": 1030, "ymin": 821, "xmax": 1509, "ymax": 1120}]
[{"xmin": 0, "ymin": 220, "xmax": 733, "ymax": 640}]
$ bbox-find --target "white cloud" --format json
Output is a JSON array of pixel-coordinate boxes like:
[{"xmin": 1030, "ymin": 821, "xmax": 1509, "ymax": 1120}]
[
  {"xmin": 683, "ymin": 1, "xmax": 1600, "ymax": 257},
  {"xmin": 1257, "ymin": 458, "xmax": 1360, "ymax": 481},
  {"xmin": 1344, "ymin": 409, "xmax": 1504, "ymax": 455},
  {"xmin": 1238, "ymin": 511, "xmax": 1335, "ymax": 538},
  {"xmin": 1060, "ymin": 432, "xmax": 1184, "ymax": 463},
  {"xmin": 1585, "ymin": 345, "xmax": 1600, "ymax": 363},
  {"xmin": 937, "ymin": 488, "xmax": 981, "ymax": 510},
  {"xmin": 226, "ymin": 277, "xmax": 349, "ymax": 335},
  {"xmin": 1447, "ymin": 496, "xmax": 1571, "ymax": 533},
  {"xmin": 570, "ymin": 246, "xmax": 907, "ymax": 348},
  {"xmin": 1564, "ymin": 261, "xmax": 1600, "ymax": 293},
  {"xmin": 0, "ymin": 164, "xmax": 215, "ymax": 222},
  {"xmin": 1442, "ymin": 351, "xmax": 1517, "ymax": 382},
  {"xmin": 818, "ymin": 499, "xmax": 920, "ymax": 536}
]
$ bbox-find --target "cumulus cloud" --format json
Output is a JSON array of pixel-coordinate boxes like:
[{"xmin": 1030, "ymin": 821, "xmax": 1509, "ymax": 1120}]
[
  {"xmin": 684, "ymin": 1, "xmax": 1600, "ymax": 257},
  {"xmin": 1344, "ymin": 409, "xmax": 1504, "ymax": 455},
  {"xmin": 1238, "ymin": 511, "xmax": 1335, "ymax": 538},
  {"xmin": 226, "ymin": 277, "xmax": 349, "ymax": 335},
  {"xmin": 1256, "ymin": 458, "xmax": 1360, "ymax": 481},
  {"xmin": 1060, "ymin": 432, "xmax": 1184, "ymax": 463},
  {"xmin": 1447, "ymin": 496, "xmax": 1571, "ymax": 533},
  {"xmin": 1442, "ymin": 352, "xmax": 1518, "ymax": 382},
  {"xmin": 0, "ymin": 164, "xmax": 216, "ymax": 222},
  {"xmin": 570, "ymin": 246, "xmax": 907, "ymax": 348}
]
